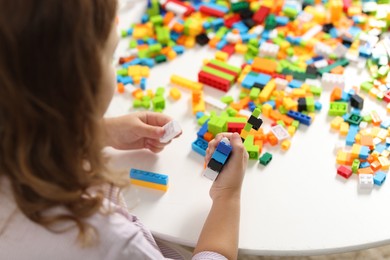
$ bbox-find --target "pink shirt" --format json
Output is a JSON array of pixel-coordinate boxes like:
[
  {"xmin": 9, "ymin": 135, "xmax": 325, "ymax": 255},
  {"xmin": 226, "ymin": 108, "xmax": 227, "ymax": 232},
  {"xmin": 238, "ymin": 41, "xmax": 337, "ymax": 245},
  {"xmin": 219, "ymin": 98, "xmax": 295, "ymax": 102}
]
[{"xmin": 0, "ymin": 177, "xmax": 226, "ymax": 260}]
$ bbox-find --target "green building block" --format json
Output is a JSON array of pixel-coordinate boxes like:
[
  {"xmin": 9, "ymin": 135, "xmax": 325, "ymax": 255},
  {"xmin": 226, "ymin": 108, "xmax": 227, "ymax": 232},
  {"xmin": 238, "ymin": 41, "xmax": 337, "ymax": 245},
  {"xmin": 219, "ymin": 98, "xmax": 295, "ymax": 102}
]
[
  {"xmin": 345, "ymin": 114, "xmax": 363, "ymax": 125},
  {"xmin": 259, "ymin": 152, "xmax": 272, "ymax": 166},
  {"xmin": 291, "ymin": 120, "xmax": 300, "ymax": 129},
  {"xmin": 244, "ymin": 135, "xmax": 259, "ymax": 160},
  {"xmin": 197, "ymin": 115, "xmax": 210, "ymax": 126},
  {"xmin": 221, "ymin": 96, "xmax": 234, "ymax": 104},
  {"xmin": 252, "ymin": 108, "xmax": 261, "ymax": 118},
  {"xmin": 142, "ymin": 100, "xmax": 151, "ymax": 109},
  {"xmin": 328, "ymin": 102, "xmax": 348, "ymax": 116},
  {"xmin": 352, "ymin": 159, "xmax": 360, "ymax": 173},
  {"xmin": 249, "ymin": 87, "xmax": 261, "ymax": 100},
  {"xmin": 152, "ymin": 96, "xmax": 165, "ymax": 110},
  {"xmin": 226, "ymin": 107, "xmax": 238, "ymax": 116},
  {"xmin": 117, "ymin": 68, "xmax": 128, "ymax": 77},
  {"xmin": 360, "ymin": 81, "xmax": 374, "ymax": 92},
  {"xmin": 133, "ymin": 100, "xmax": 142, "ymax": 108},
  {"xmin": 265, "ymin": 14, "xmax": 277, "ymax": 30},
  {"xmin": 208, "ymin": 116, "xmax": 227, "ymax": 136},
  {"xmin": 306, "ymin": 97, "xmax": 315, "ymax": 112},
  {"xmin": 155, "ymin": 87, "xmax": 165, "ymax": 97},
  {"xmin": 310, "ymin": 86, "xmax": 322, "ymax": 96},
  {"xmin": 155, "ymin": 54, "xmax": 167, "ymax": 63},
  {"xmin": 243, "ymin": 123, "xmax": 253, "ymax": 132},
  {"xmin": 231, "ymin": 2, "xmax": 249, "ymax": 12}
]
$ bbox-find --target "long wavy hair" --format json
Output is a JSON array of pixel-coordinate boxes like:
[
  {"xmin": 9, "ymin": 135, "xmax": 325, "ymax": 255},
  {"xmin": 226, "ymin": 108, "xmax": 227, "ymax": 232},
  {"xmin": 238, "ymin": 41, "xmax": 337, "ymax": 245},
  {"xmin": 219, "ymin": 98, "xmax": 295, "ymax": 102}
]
[{"xmin": 0, "ymin": 0, "xmax": 124, "ymax": 245}]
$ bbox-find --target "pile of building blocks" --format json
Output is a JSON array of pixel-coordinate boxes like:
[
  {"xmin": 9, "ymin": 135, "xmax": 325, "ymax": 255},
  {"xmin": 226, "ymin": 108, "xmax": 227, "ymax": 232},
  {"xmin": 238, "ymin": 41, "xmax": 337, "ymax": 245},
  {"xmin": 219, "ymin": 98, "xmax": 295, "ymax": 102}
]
[
  {"xmin": 116, "ymin": 0, "xmax": 390, "ymax": 191},
  {"xmin": 130, "ymin": 168, "xmax": 169, "ymax": 191},
  {"xmin": 203, "ymin": 137, "xmax": 232, "ymax": 181}
]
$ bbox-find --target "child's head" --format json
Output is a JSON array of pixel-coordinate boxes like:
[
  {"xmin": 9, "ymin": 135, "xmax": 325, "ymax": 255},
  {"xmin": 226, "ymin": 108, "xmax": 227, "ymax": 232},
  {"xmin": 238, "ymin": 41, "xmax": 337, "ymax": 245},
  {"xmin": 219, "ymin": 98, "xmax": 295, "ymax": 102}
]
[{"xmin": 0, "ymin": 0, "xmax": 122, "ymax": 244}]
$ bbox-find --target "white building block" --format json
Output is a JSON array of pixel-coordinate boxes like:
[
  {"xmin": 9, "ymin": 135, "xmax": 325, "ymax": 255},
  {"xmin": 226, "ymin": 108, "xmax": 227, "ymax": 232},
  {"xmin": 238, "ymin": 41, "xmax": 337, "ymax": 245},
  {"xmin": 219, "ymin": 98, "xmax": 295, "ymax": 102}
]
[
  {"xmin": 271, "ymin": 125, "xmax": 290, "ymax": 141},
  {"xmin": 259, "ymin": 42, "xmax": 280, "ymax": 58},
  {"xmin": 321, "ymin": 73, "xmax": 345, "ymax": 88},
  {"xmin": 160, "ymin": 120, "xmax": 182, "ymax": 143},
  {"xmin": 204, "ymin": 96, "xmax": 228, "ymax": 110},
  {"xmin": 359, "ymin": 174, "xmax": 374, "ymax": 190}
]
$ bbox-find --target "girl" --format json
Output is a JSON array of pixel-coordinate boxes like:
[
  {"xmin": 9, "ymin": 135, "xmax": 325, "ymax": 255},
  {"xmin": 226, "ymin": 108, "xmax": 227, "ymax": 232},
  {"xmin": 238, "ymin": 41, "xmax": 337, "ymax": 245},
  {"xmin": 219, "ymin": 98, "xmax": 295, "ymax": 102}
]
[{"xmin": 0, "ymin": 1, "xmax": 248, "ymax": 259}]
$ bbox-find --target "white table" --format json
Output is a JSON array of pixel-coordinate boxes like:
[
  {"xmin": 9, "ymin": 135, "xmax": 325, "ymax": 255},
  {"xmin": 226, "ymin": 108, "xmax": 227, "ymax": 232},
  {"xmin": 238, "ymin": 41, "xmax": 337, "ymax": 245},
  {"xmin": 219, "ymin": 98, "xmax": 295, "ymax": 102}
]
[{"xmin": 105, "ymin": 1, "xmax": 390, "ymax": 256}]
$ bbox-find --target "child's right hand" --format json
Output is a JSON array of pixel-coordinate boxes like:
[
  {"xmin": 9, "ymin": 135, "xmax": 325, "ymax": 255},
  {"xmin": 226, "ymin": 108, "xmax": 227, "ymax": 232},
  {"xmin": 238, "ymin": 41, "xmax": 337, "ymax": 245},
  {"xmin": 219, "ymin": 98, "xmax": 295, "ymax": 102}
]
[{"xmin": 205, "ymin": 132, "xmax": 248, "ymax": 201}]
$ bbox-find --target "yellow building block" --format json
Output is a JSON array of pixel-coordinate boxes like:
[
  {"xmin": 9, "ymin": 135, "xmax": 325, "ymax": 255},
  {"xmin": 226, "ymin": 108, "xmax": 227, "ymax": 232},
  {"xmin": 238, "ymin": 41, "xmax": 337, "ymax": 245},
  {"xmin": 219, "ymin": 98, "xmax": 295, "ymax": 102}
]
[
  {"xmin": 331, "ymin": 116, "xmax": 344, "ymax": 130},
  {"xmin": 130, "ymin": 179, "xmax": 168, "ymax": 191},
  {"xmin": 169, "ymin": 87, "xmax": 181, "ymax": 100},
  {"xmin": 287, "ymin": 125, "xmax": 296, "ymax": 136},
  {"xmin": 351, "ymin": 144, "xmax": 361, "ymax": 159},
  {"xmin": 281, "ymin": 139, "xmax": 291, "ymax": 151},
  {"xmin": 235, "ymin": 43, "xmax": 248, "ymax": 54},
  {"xmin": 259, "ymin": 79, "xmax": 276, "ymax": 102},
  {"xmin": 215, "ymin": 51, "xmax": 228, "ymax": 62},
  {"xmin": 378, "ymin": 156, "xmax": 390, "ymax": 170},
  {"xmin": 170, "ymin": 75, "xmax": 203, "ymax": 91},
  {"xmin": 261, "ymin": 103, "xmax": 273, "ymax": 118},
  {"xmin": 292, "ymin": 88, "xmax": 306, "ymax": 98},
  {"xmin": 339, "ymin": 122, "xmax": 349, "ymax": 136}
]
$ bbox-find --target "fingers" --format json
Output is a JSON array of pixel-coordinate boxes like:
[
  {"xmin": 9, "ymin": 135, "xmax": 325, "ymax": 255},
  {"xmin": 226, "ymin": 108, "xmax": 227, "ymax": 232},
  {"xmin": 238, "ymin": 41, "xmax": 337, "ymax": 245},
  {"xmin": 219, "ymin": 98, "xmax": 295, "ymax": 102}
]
[
  {"xmin": 228, "ymin": 132, "xmax": 248, "ymax": 162},
  {"xmin": 145, "ymin": 111, "xmax": 172, "ymax": 127},
  {"xmin": 145, "ymin": 139, "xmax": 170, "ymax": 153}
]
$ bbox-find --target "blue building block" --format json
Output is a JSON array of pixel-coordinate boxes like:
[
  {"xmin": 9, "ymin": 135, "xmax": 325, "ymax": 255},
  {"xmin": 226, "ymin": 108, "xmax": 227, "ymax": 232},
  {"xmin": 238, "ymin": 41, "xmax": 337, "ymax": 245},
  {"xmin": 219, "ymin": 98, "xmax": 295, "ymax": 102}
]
[
  {"xmin": 346, "ymin": 125, "xmax": 359, "ymax": 146},
  {"xmin": 255, "ymin": 73, "xmax": 272, "ymax": 86},
  {"xmin": 216, "ymin": 39, "xmax": 228, "ymax": 50},
  {"xmin": 202, "ymin": 3, "xmax": 229, "ymax": 13},
  {"xmin": 119, "ymin": 76, "xmax": 133, "ymax": 85},
  {"xmin": 360, "ymin": 162, "xmax": 370, "ymax": 168},
  {"xmin": 275, "ymin": 16, "xmax": 289, "ymax": 26},
  {"xmin": 315, "ymin": 101, "xmax": 322, "ymax": 111},
  {"xmin": 196, "ymin": 111, "xmax": 205, "ymax": 119},
  {"xmin": 197, "ymin": 121, "xmax": 209, "ymax": 138},
  {"xmin": 264, "ymin": 100, "xmax": 276, "ymax": 109},
  {"xmin": 359, "ymin": 146, "xmax": 370, "ymax": 159},
  {"xmin": 375, "ymin": 144, "xmax": 387, "ymax": 153},
  {"xmin": 172, "ymin": 45, "xmax": 185, "ymax": 54},
  {"xmin": 216, "ymin": 140, "xmax": 232, "ymax": 156},
  {"xmin": 241, "ymin": 33, "xmax": 257, "ymax": 42},
  {"xmin": 192, "ymin": 138, "xmax": 208, "ymax": 156},
  {"xmin": 374, "ymin": 171, "xmax": 386, "ymax": 186},
  {"xmin": 241, "ymin": 74, "xmax": 257, "ymax": 89},
  {"xmin": 130, "ymin": 168, "xmax": 168, "ymax": 185},
  {"xmin": 287, "ymin": 110, "xmax": 312, "ymax": 125},
  {"xmin": 288, "ymin": 79, "xmax": 303, "ymax": 89},
  {"xmin": 211, "ymin": 150, "xmax": 229, "ymax": 164},
  {"xmin": 381, "ymin": 119, "xmax": 390, "ymax": 129},
  {"xmin": 140, "ymin": 78, "xmax": 147, "ymax": 90}
]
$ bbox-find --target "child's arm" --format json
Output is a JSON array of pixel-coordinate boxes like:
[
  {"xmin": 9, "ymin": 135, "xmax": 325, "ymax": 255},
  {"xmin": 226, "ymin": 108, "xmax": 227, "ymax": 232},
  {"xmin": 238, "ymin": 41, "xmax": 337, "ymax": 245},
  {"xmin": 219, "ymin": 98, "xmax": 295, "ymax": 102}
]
[{"xmin": 193, "ymin": 132, "xmax": 248, "ymax": 260}]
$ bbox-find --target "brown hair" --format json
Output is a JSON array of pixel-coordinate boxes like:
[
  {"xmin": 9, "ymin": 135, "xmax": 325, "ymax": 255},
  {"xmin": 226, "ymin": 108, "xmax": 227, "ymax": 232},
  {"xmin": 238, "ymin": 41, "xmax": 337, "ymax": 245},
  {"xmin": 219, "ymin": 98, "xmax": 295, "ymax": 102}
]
[{"xmin": 0, "ymin": 0, "xmax": 122, "ymax": 245}]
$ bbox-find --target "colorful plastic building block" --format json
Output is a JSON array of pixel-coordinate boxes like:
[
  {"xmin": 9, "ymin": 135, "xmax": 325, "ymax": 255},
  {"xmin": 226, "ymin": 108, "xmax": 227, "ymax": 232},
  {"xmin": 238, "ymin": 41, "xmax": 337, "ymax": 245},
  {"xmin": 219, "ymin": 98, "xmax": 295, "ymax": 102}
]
[
  {"xmin": 203, "ymin": 137, "xmax": 232, "ymax": 181},
  {"xmin": 259, "ymin": 152, "xmax": 272, "ymax": 166},
  {"xmin": 160, "ymin": 120, "xmax": 182, "ymax": 143},
  {"xmin": 130, "ymin": 168, "xmax": 168, "ymax": 191}
]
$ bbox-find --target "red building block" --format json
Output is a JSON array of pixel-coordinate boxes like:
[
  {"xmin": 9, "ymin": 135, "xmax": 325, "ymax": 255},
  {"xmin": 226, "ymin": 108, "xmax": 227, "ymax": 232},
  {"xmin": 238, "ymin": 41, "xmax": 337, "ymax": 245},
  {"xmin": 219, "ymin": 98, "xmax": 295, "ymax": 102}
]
[
  {"xmin": 198, "ymin": 71, "xmax": 230, "ymax": 92},
  {"xmin": 227, "ymin": 122, "xmax": 245, "ymax": 133},
  {"xmin": 253, "ymin": 6, "xmax": 270, "ymax": 24},
  {"xmin": 199, "ymin": 5, "xmax": 225, "ymax": 17},
  {"xmin": 221, "ymin": 44, "xmax": 235, "ymax": 57},
  {"xmin": 224, "ymin": 14, "xmax": 242, "ymax": 28},
  {"xmin": 337, "ymin": 165, "xmax": 353, "ymax": 179}
]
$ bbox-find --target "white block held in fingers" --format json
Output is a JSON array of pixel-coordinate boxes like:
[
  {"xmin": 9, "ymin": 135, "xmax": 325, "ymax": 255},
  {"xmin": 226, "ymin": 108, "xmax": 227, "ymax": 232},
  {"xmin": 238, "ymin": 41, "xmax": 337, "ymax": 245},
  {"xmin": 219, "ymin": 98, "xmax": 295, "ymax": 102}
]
[{"xmin": 160, "ymin": 120, "xmax": 182, "ymax": 143}]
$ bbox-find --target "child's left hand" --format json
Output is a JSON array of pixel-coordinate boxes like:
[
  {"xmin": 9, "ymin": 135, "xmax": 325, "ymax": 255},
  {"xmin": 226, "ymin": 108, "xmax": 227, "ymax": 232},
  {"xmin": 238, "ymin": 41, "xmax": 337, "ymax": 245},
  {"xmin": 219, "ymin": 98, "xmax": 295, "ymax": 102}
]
[{"xmin": 103, "ymin": 112, "xmax": 181, "ymax": 153}]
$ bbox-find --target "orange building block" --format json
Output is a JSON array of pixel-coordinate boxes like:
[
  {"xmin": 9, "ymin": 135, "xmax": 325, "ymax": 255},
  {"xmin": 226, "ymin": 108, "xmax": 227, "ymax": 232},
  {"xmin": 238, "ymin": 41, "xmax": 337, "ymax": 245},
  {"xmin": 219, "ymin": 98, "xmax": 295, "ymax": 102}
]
[
  {"xmin": 330, "ymin": 87, "xmax": 343, "ymax": 101},
  {"xmin": 251, "ymin": 57, "xmax": 278, "ymax": 74}
]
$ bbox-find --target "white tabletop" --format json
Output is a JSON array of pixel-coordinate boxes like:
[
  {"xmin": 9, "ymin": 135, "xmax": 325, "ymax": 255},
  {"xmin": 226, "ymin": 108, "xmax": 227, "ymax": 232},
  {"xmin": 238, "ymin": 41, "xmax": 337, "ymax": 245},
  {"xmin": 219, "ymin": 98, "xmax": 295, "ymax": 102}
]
[{"xmin": 105, "ymin": 1, "xmax": 390, "ymax": 256}]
